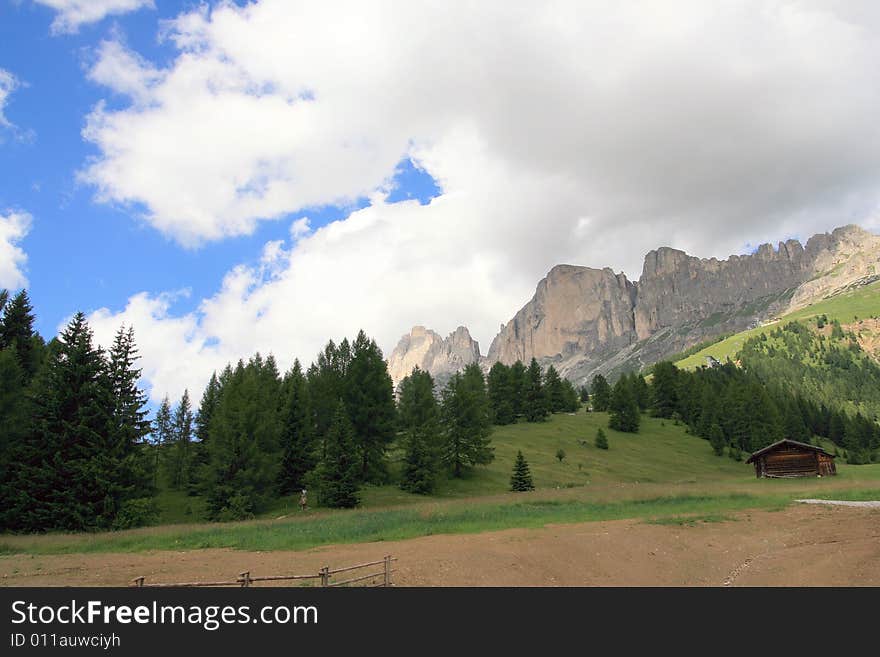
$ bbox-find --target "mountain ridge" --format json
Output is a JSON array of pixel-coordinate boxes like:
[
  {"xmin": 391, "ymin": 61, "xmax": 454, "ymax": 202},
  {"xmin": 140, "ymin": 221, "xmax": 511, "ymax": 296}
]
[{"xmin": 388, "ymin": 224, "xmax": 880, "ymax": 386}]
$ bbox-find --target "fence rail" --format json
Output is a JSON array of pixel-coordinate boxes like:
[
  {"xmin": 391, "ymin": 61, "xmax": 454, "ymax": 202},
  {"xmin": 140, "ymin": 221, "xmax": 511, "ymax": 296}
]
[{"xmin": 131, "ymin": 555, "xmax": 396, "ymax": 588}]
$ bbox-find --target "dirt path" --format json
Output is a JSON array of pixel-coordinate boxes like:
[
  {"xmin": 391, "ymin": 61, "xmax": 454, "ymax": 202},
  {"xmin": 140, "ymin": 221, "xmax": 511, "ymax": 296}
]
[{"xmin": 2, "ymin": 505, "xmax": 878, "ymax": 586}]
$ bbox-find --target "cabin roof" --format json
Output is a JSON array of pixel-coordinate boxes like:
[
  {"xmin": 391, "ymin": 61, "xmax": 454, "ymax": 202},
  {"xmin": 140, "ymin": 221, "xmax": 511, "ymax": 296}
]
[{"xmin": 746, "ymin": 438, "xmax": 835, "ymax": 464}]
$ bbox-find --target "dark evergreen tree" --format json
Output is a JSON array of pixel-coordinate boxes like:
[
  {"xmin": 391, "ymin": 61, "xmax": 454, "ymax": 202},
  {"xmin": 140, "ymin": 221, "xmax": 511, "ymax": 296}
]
[
  {"xmin": 560, "ymin": 379, "xmax": 581, "ymax": 412},
  {"xmin": 487, "ymin": 361, "xmax": 516, "ymax": 425},
  {"xmin": 509, "ymin": 451, "xmax": 535, "ymax": 491},
  {"xmin": 608, "ymin": 377, "xmax": 640, "ymax": 433},
  {"xmin": 595, "ymin": 427, "xmax": 608, "ymax": 449},
  {"xmin": 398, "ymin": 367, "xmax": 440, "ymax": 494},
  {"xmin": 277, "ymin": 359, "xmax": 315, "ymax": 495},
  {"xmin": 650, "ymin": 361, "xmax": 679, "ymax": 418},
  {"xmin": 204, "ymin": 356, "xmax": 282, "ymax": 519},
  {"xmin": 313, "ymin": 404, "xmax": 360, "ymax": 508},
  {"xmin": 544, "ymin": 365, "xmax": 566, "ymax": 413},
  {"xmin": 343, "ymin": 331, "xmax": 396, "ymax": 482},
  {"xmin": 523, "ymin": 358, "xmax": 549, "ymax": 422},
  {"xmin": 165, "ymin": 390, "xmax": 194, "ymax": 490},
  {"xmin": 709, "ymin": 423, "xmax": 726, "ymax": 456},
  {"xmin": 590, "ymin": 374, "xmax": 611, "ymax": 412},
  {"xmin": 578, "ymin": 385, "xmax": 590, "ymax": 404},
  {"xmin": 440, "ymin": 364, "xmax": 494, "ymax": 477},
  {"xmin": 0, "ymin": 289, "xmax": 40, "ymax": 380},
  {"xmin": 632, "ymin": 374, "xmax": 651, "ymax": 412},
  {"xmin": 107, "ymin": 326, "xmax": 153, "ymax": 498},
  {"xmin": 5, "ymin": 314, "xmax": 134, "ymax": 531},
  {"xmin": 509, "ymin": 360, "xmax": 527, "ymax": 419}
]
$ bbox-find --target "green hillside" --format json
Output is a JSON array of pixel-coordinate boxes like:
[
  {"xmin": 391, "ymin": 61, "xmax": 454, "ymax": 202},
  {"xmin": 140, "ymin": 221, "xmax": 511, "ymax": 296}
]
[{"xmin": 676, "ymin": 281, "xmax": 880, "ymax": 370}]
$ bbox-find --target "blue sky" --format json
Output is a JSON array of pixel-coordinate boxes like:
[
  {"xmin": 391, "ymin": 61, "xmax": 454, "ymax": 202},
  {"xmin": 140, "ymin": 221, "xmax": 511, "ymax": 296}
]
[
  {"xmin": 0, "ymin": 1, "xmax": 441, "ymax": 340},
  {"xmin": 1, "ymin": 1, "xmax": 877, "ymax": 405}
]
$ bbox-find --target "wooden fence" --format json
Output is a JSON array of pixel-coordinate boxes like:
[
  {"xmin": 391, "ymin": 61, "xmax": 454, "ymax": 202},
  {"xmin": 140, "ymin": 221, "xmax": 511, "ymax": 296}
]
[{"xmin": 130, "ymin": 555, "xmax": 396, "ymax": 588}]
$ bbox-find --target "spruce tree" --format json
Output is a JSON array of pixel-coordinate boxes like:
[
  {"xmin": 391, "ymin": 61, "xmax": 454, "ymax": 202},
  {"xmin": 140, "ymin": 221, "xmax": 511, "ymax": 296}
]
[
  {"xmin": 204, "ymin": 357, "xmax": 282, "ymax": 519},
  {"xmin": 107, "ymin": 325, "xmax": 153, "ymax": 498},
  {"xmin": 590, "ymin": 374, "xmax": 611, "ymax": 412},
  {"xmin": 595, "ymin": 427, "xmax": 609, "ymax": 449},
  {"xmin": 440, "ymin": 364, "xmax": 494, "ymax": 477},
  {"xmin": 510, "ymin": 451, "xmax": 535, "ymax": 491},
  {"xmin": 509, "ymin": 360, "xmax": 527, "ymax": 419},
  {"xmin": 544, "ymin": 365, "xmax": 566, "ymax": 413},
  {"xmin": 314, "ymin": 404, "xmax": 360, "ymax": 508},
  {"xmin": 487, "ymin": 361, "xmax": 516, "ymax": 425},
  {"xmin": 165, "ymin": 390, "xmax": 194, "ymax": 489},
  {"xmin": 709, "ymin": 423, "xmax": 726, "ymax": 456},
  {"xmin": 608, "ymin": 377, "xmax": 640, "ymax": 433},
  {"xmin": 277, "ymin": 360, "xmax": 315, "ymax": 495},
  {"xmin": 650, "ymin": 361, "xmax": 679, "ymax": 418},
  {"xmin": 343, "ymin": 331, "xmax": 396, "ymax": 482},
  {"xmin": 398, "ymin": 367, "xmax": 440, "ymax": 494},
  {"xmin": 523, "ymin": 358, "xmax": 549, "ymax": 422},
  {"xmin": 6, "ymin": 313, "xmax": 118, "ymax": 531},
  {"xmin": 0, "ymin": 289, "xmax": 41, "ymax": 380}
]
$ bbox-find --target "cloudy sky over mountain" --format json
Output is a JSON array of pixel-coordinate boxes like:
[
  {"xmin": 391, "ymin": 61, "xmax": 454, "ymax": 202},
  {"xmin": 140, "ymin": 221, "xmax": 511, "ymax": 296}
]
[{"xmin": 2, "ymin": 0, "xmax": 879, "ymax": 403}]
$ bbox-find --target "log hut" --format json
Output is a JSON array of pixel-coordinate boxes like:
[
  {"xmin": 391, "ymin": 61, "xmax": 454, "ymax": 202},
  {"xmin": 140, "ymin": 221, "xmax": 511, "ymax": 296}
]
[{"xmin": 746, "ymin": 439, "xmax": 836, "ymax": 478}]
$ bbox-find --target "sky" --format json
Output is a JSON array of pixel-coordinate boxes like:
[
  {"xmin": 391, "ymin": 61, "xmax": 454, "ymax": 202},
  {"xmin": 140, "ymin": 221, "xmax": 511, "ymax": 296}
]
[{"xmin": 1, "ymin": 0, "xmax": 880, "ymax": 407}]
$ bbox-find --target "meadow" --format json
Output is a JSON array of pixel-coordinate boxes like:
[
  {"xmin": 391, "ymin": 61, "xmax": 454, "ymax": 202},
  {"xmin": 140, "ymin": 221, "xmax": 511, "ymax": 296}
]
[{"xmin": 4, "ymin": 410, "xmax": 878, "ymax": 557}]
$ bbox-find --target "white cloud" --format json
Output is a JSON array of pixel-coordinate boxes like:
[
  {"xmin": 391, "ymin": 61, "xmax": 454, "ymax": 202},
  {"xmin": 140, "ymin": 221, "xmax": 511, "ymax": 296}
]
[
  {"xmin": 0, "ymin": 69, "xmax": 18, "ymax": 128},
  {"xmin": 81, "ymin": 1, "xmax": 880, "ymax": 401},
  {"xmin": 35, "ymin": 0, "xmax": 154, "ymax": 35},
  {"xmin": 0, "ymin": 211, "xmax": 32, "ymax": 290}
]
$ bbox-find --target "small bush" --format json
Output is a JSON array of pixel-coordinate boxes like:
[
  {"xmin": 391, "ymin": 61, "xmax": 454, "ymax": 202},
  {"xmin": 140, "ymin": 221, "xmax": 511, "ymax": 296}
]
[{"xmin": 112, "ymin": 498, "xmax": 160, "ymax": 530}]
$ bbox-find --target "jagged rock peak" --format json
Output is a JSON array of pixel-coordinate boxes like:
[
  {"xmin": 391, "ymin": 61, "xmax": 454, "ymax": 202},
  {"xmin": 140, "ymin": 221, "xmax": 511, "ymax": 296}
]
[{"xmin": 386, "ymin": 325, "xmax": 481, "ymax": 386}]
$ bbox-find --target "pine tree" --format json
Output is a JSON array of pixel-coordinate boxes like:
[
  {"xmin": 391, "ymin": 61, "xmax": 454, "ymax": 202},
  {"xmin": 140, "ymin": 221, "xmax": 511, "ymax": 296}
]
[
  {"xmin": 343, "ymin": 331, "xmax": 396, "ymax": 482},
  {"xmin": 0, "ymin": 289, "xmax": 41, "ymax": 380},
  {"xmin": 398, "ymin": 367, "xmax": 440, "ymax": 494},
  {"xmin": 6, "ymin": 313, "xmax": 119, "ymax": 531},
  {"xmin": 277, "ymin": 360, "xmax": 315, "ymax": 495},
  {"xmin": 608, "ymin": 377, "xmax": 640, "ymax": 433},
  {"xmin": 590, "ymin": 374, "xmax": 611, "ymax": 412},
  {"xmin": 650, "ymin": 361, "xmax": 679, "ymax": 418},
  {"xmin": 152, "ymin": 396, "xmax": 172, "ymax": 487},
  {"xmin": 544, "ymin": 365, "xmax": 566, "ymax": 413},
  {"xmin": 204, "ymin": 358, "xmax": 282, "ymax": 519},
  {"xmin": 314, "ymin": 404, "xmax": 360, "ymax": 508},
  {"xmin": 509, "ymin": 360, "xmax": 527, "ymax": 419},
  {"xmin": 709, "ymin": 423, "xmax": 726, "ymax": 456},
  {"xmin": 487, "ymin": 361, "xmax": 516, "ymax": 425},
  {"xmin": 578, "ymin": 385, "xmax": 590, "ymax": 404},
  {"xmin": 106, "ymin": 325, "xmax": 153, "ymax": 498},
  {"xmin": 509, "ymin": 451, "xmax": 535, "ymax": 491},
  {"xmin": 440, "ymin": 364, "xmax": 494, "ymax": 477},
  {"xmin": 595, "ymin": 427, "xmax": 609, "ymax": 449},
  {"xmin": 523, "ymin": 358, "xmax": 549, "ymax": 422},
  {"xmin": 165, "ymin": 390, "xmax": 194, "ymax": 489}
]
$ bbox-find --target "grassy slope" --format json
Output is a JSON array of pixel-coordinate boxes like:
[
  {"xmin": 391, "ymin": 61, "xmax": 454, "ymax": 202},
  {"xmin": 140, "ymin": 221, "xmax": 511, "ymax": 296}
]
[
  {"xmin": 5, "ymin": 411, "xmax": 879, "ymax": 556},
  {"xmin": 676, "ymin": 281, "xmax": 880, "ymax": 370}
]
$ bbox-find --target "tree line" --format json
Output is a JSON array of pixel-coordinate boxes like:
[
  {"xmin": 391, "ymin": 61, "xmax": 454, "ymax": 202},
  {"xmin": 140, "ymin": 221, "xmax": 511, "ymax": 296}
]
[{"xmin": 0, "ymin": 290, "xmax": 155, "ymax": 532}]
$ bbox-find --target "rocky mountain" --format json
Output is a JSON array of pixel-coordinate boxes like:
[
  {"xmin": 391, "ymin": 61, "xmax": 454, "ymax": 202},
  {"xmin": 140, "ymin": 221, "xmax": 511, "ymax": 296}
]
[
  {"xmin": 388, "ymin": 225, "xmax": 880, "ymax": 386},
  {"xmin": 386, "ymin": 325, "xmax": 480, "ymax": 387}
]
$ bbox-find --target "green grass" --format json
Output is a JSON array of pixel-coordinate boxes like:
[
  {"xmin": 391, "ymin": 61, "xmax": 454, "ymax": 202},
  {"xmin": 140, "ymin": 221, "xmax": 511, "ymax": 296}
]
[
  {"xmin": 676, "ymin": 281, "xmax": 880, "ymax": 370},
  {"xmin": 0, "ymin": 492, "xmax": 810, "ymax": 556},
  {"xmin": 3, "ymin": 409, "xmax": 879, "ymax": 556}
]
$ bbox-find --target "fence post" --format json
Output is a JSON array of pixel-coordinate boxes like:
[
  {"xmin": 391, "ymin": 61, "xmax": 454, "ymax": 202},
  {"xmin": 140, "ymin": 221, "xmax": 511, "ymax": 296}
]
[
  {"xmin": 320, "ymin": 566, "xmax": 330, "ymax": 587},
  {"xmin": 384, "ymin": 555, "xmax": 391, "ymax": 587},
  {"xmin": 239, "ymin": 571, "xmax": 251, "ymax": 588},
  {"xmin": 131, "ymin": 576, "xmax": 145, "ymax": 588}
]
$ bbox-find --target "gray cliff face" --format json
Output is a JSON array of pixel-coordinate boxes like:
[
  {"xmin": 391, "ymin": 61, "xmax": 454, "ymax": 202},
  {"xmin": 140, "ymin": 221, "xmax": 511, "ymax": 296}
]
[
  {"xmin": 387, "ymin": 225, "xmax": 879, "ymax": 386},
  {"xmin": 386, "ymin": 325, "xmax": 481, "ymax": 387},
  {"xmin": 485, "ymin": 224, "xmax": 879, "ymax": 384},
  {"xmin": 485, "ymin": 265, "xmax": 637, "ymax": 367}
]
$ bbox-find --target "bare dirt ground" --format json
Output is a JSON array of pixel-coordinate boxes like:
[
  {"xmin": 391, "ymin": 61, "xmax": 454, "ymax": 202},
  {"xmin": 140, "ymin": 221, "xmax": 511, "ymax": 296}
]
[{"xmin": 2, "ymin": 505, "xmax": 878, "ymax": 587}]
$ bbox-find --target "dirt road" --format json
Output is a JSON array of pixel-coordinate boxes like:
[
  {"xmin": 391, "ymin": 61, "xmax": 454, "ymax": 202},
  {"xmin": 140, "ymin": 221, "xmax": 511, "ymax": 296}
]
[{"xmin": 2, "ymin": 504, "xmax": 878, "ymax": 586}]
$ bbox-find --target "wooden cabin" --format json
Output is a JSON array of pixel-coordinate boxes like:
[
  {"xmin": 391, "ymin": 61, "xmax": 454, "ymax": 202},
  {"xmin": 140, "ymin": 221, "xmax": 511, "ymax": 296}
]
[{"xmin": 746, "ymin": 439, "xmax": 836, "ymax": 478}]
